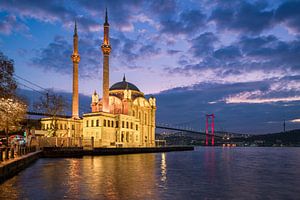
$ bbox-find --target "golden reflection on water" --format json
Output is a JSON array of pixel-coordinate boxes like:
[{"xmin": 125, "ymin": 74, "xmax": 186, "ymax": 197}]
[
  {"xmin": 161, "ymin": 153, "xmax": 167, "ymax": 183},
  {"xmin": 80, "ymin": 154, "xmax": 158, "ymax": 200}
]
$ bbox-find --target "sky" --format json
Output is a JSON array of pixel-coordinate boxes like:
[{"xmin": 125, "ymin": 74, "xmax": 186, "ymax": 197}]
[{"xmin": 1, "ymin": 0, "xmax": 300, "ymax": 134}]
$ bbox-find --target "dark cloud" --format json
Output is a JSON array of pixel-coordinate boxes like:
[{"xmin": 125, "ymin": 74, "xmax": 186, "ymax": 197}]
[
  {"xmin": 31, "ymin": 35, "xmax": 101, "ymax": 78},
  {"xmin": 275, "ymin": 1, "xmax": 300, "ymax": 34},
  {"xmin": 167, "ymin": 49, "xmax": 181, "ymax": 55},
  {"xmin": 210, "ymin": 1, "xmax": 274, "ymax": 34},
  {"xmin": 190, "ymin": 32, "xmax": 218, "ymax": 57},
  {"xmin": 213, "ymin": 45, "xmax": 242, "ymax": 60},
  {"xmin": 0, "ymin": 0, "xmax": 100, "ymax": 34},
  {"xmin": 171, "ymin": 34, "xmax": 300, "ymax": 77},
  {"xmin": 160, "ymin": 9, "xmax": 206, "ymax": 35}
]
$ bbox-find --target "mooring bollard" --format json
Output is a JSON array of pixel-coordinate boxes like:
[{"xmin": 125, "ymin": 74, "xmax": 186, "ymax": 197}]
[
  {"xmin": 11, "ymin": 148, "xmax": 14, "ymax": 159},
  {"xmin": 5, "ymin": 148, "xmax": 10, "ymax": 160},
  {"xmin": 0, "ymin": 148, "xmax": 3, "ymax": 162},
  {"xmin": 91, "ymin": 137, "xmax": 94, "ymax": 149},
  {"xmin": 79, "ymin": 137, "xmax": 82, "ymax": 147}
]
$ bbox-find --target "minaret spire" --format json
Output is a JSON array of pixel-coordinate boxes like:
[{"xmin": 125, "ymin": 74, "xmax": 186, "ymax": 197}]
[
  {"xmin": 101, "ymin": 8, "xmax": 111, "ymax": 112},
  {"xmin": 74, "ymin": 20, "xmax": 78, "ymax": 36},
  {"xmin": 71, "ymin": 20, "xmax": 80, "ymax": 119},
  {"xmin": 105, "ymin": 8, "xmax": 108, "ymax": 25}
]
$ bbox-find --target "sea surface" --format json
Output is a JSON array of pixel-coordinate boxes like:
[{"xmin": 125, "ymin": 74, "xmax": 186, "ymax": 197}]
[{"xmin": 1, "ymin": 147, "xmax": 300, "ymax": 200}]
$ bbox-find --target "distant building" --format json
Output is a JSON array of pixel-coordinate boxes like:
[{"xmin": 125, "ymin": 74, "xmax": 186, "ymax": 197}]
[{"xmin": 41, "ymin": 9, "xmax": 156, "ymax": 147}]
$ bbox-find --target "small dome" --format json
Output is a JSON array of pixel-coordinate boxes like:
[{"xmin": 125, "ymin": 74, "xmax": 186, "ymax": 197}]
[{"xmin": 110, "ymin": 75, "xmax": 140, "ymax": 92}]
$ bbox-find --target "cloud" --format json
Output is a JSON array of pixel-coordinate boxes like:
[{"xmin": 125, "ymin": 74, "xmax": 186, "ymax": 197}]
[
  {"xmin": 224, "ymin": 90, "xmax": 300, "ymax": 104},
  {"xmin": 31, "ymin": 35, "xmax": 101, "ymax": 78},
  {"xmin": 190, "ymin": 32, "xmax": 218, "ymax": 57},
  {"xmin": 210, "ymin": 1, "xmax": 274, "ymax": 34},
  {"xmin": 0, "ymin": 15, "xmax": 29, "ymax": 35},
  {"xmin": 290, "ymin": 119, "xmax": 300, "ymax": 123},
  {"xmin": 275, "ymin": 1, "xmax": 300, "ymax": 34},
  {"xmin": 160, "ymin": 9, "xmax": 206, "ymax": 35},
  {"xmin": 0, "ymin": 0, "xmax": 100, "ymax": 34}
]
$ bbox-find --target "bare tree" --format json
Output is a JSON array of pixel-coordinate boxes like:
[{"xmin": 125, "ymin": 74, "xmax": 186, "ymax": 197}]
[{"xmin": 35, "ymin": 92, "xmax": 68, "ymax": 137}]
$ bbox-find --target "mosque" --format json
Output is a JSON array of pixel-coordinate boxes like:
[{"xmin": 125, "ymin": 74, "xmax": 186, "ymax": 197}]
[{"xmin": 41, "ymin": 10, "xmax": 156, "ymax": 147}]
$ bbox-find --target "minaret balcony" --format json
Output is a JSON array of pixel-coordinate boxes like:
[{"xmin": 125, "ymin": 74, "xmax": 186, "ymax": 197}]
[{"xmin": 71, "ymin": 54, "xmax": 81, "ymax": 63}]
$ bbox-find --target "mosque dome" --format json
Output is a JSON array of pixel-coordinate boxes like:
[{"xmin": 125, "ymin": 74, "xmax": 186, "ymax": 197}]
[{"xmin": 110, "ymin": 75, "xmax": 140, "ymax": 92}]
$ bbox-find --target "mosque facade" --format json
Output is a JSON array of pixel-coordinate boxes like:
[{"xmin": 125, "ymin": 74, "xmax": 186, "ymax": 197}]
[{"xmin": 41, "ymin": 10, "xmax": 156, "ymax": 147}]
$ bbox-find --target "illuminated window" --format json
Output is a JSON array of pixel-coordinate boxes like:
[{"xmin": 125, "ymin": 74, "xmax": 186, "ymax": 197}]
[{"xmin": 121, "ymin": 132, "xmax": 124, "ymax": 142}]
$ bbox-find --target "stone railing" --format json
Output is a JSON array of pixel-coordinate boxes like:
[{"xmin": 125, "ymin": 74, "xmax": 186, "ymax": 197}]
[{"xmin": 0, "ymin": 146, "xmax": 37, "ymax": 163}]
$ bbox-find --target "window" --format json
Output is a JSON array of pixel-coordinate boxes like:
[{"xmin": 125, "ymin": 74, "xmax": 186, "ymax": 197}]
[
  {"xmin": 122, "ymin": 121, "xmax": 124, "ymax": 128},
  {"xmin": 104, "ymin": 119, "xmax": 107, "ymax": 127},
  {"xmin": 126, "ymin": 122, "xmax": 129, "ymax": 129},
  {"xmin": 96, "ymin": 120, "xmax": 99, "ymax": 127},
  {"xmin": 112, "ymin": 121, "xmax": 114, "ymax": 127},
  {"xmin": 86, "ymin": 120, "xmax": 89, "ymax": 127},
  {"xmin": 65, "ymin": 124, "xmax": 67, "ymax": 129},
  {"xmin": 116, "ymin": 121, "xmax": 119, "ymax": 128},
  {"xmin": 131, "ymin": 122, "xmax": 133, "ymax": 129},
  {"xmin": 108, "ymin": 120, "xmax": 110, "ymax": 127},
  {"xmin": 46, "ymin": 124, "xmax": 49, "ymax": 129},
  {"xmin": 133, "ymin": 110, "xmax": 135, "ymax": 116},
  {"xmin": 136, "ymin": 124, "xmax": 138, "ymax": 131},
  {"xmin": 72, "ymin": 125, "xmax": 75, "ymax": 130},
  {"xmin": 60, "ymin": 124, "xmax": 63, "ymax": 129},
  {"xmin": 91, "ymin": 120, "xmax": 94, "ymax": 127}
]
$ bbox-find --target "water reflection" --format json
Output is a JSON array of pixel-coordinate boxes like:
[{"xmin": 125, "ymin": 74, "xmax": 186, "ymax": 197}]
[
  {"xmin": 1, "ymin": 148, "xmax": 300, "ymax": 199},
  {"xmin": 160, "ymin": 153, "xmax": 167, "ymax": 183}
]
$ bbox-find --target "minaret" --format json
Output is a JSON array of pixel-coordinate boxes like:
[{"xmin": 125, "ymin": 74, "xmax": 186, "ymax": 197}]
[
  {"xmin": 71, "ymin": 20, "xmax": 80, "ymax": 119},
  {"xmin": 101, "ymin": 8, "xmax": 111, "ymax": 112}
]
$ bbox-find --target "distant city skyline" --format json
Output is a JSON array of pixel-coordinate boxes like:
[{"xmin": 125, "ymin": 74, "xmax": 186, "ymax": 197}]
[{"xmin": 1, "ymin": 0, "xmax": 300, "ymax": 134}]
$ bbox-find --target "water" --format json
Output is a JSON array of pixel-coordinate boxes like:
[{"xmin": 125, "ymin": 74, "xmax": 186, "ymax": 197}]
[{"xmin": 1, "ymin": 147, "xmax": 300, "ymax": 199}]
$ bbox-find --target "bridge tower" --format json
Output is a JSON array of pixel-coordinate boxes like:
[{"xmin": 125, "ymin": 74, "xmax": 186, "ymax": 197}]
[{"xmin": 205, "ymin": 114, "xmax": 215, "ymax": 146}]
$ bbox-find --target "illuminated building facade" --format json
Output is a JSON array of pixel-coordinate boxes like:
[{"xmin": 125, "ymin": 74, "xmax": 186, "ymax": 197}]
[{"xmin": 41, "ymin": 10, "xmax": 156, "ymax": 147}]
